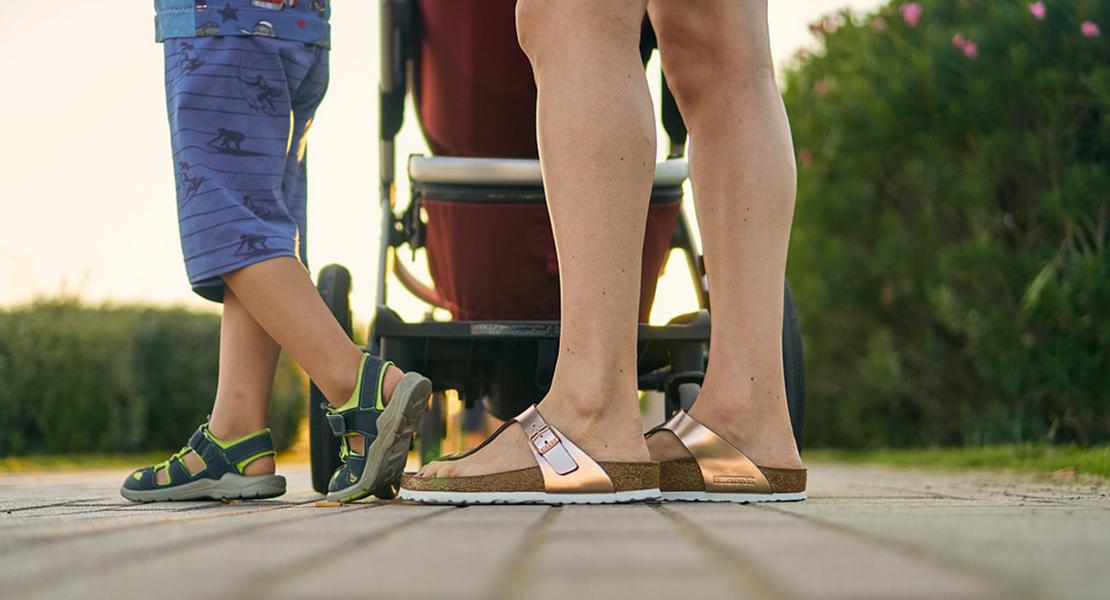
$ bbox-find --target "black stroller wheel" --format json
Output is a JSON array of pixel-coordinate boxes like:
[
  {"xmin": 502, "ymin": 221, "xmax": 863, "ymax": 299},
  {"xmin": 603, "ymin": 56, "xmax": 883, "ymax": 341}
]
[
  {"xmin": 309, "ymin": 264, "xmax": 352, "ymax": 495},
  {"xmin": 374, "ymin": 479, "xmax": 400, "ymax": 500},
  {"xmin": 417, "ymin": 392, "xmax": 446, "ymax": 466},
  {"xmin": 783, "ymin": 280, "xmax": 806, "ymax": 451}
]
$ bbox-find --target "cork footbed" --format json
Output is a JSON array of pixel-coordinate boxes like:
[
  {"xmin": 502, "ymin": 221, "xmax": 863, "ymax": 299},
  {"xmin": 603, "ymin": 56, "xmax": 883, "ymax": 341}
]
[
  {"xmin": 659, "ymin": 458, "xmax": 807, "ymax": 494},
  {"xmin": 401, "ymin": 461, "xmax": 659, "ymax": 494}
]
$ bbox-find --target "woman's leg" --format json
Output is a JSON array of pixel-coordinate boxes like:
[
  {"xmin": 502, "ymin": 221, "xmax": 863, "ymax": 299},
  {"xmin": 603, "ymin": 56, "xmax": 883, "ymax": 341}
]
[
  {"xmin": 646, "ymin": 0, "xmax": 802, "ymax": 468},
  {"xmin": 420, "ymin": 0, "xmax": 655, "ymax": 477}
]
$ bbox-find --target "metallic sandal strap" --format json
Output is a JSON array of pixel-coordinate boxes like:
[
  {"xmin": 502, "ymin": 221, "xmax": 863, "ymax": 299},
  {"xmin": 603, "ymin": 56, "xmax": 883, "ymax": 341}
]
[
  {"xmin": 514, "ymin": 405, "xmax": 615, "ymax": 494},
  {"xmin": 658, "ymin": 411, "xmax": 773, "ymax": 494}
]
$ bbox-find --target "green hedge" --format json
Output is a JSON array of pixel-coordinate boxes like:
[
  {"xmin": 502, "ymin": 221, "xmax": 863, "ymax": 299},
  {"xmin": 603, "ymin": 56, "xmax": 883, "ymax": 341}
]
[
  {"xmin": 0, "ymin": 303, "xmax": 305, "ymax": 456},
  {"xmin": 783, "ymin": 0, "xmax": 1109, "ymax": 447}
]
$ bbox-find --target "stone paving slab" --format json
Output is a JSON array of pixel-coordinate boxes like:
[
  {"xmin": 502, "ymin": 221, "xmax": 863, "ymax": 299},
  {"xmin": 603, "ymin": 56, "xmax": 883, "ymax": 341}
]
[{"xmin": 0, "ymin": 462, "xmax": 1105, "ymax": 600}]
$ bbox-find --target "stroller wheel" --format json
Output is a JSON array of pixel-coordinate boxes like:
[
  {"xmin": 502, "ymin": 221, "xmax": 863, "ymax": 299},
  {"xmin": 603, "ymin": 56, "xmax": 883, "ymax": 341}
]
[
  {"xmin": 783, "ymin": 280, "xmax": 806, "ymax": 451},
  {"xmin": 309, "ymin": 264, "xmax": 353, "ymax": 495},
  {"xmin": 417, "ymin": 392, "xmax": 446, "ymax": 466},
  {"xmin": 374, "ymin": 477, "xmax": 401, "ymax": 500}
]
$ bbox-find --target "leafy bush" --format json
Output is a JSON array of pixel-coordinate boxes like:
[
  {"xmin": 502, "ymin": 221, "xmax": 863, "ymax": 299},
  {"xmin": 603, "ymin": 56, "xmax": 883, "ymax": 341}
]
[
  {"xmin": 0, "ymin": 303, "xmax": 305, "ymax": 456},
  {"xmin": 784, "ymin": 0, "xmax": 1109, "ymax": 447}
]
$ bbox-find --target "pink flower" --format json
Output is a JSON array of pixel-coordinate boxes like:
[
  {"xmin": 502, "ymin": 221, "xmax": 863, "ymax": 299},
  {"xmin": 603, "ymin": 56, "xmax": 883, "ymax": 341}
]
[
  {"xmin": 1081, "ymin": 21, "xmax": 1100, "ymax": 37},
  {"xmin": 872, "ymin": 16, "xmax": 888, "ymax": 31},
  {"xmin": 902, "ymin": 3, "xmax": 922, "ymax": 27},
  {"xmin": 809, "ymin": 22, "xmax": 824, "ymax": 37},
  {"xmin": 952, "ymin": 33, "xmax": 978, "ymax": 58},
  {"xmin": 1029, "ymin": 2, "xmax": 1046, "ymax": 21},
  {"xmin": 798, "ymin": 149, "xmax": 813, "ymax": 166}
]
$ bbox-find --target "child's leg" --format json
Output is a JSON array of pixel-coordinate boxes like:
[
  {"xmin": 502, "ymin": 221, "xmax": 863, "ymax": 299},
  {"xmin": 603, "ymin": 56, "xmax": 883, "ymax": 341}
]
[
  {"xmin": 210, "ymin": 287, "xmax": 281, "ymax": 439},
  {"xmin": 221, "ymin": 257, "xmax": 402, "ymax": 410},
  {"xmin": 158, "ymin": 287, "xmax": 281, "ymax": 483}
]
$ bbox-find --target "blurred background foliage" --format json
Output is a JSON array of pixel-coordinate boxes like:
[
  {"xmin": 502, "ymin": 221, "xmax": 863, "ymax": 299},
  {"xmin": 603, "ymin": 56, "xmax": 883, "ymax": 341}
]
[
  {"xmin": 0, "ymin": 303, "xmax": 305, "ymax": 456},
  {"xmin": 785, "ymin": 0, "xmax": 1109, "ymax": 447},
  {"xmin": 1, "ymin": 0, "xmax": 1107, "ymax": 458}
]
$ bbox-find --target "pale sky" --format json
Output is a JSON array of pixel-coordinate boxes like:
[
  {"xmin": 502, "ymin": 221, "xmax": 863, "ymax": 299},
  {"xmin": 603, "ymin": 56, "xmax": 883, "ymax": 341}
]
[{"xmin": 0, "ymin": 1, "xmax": 882, "ymax": 324}]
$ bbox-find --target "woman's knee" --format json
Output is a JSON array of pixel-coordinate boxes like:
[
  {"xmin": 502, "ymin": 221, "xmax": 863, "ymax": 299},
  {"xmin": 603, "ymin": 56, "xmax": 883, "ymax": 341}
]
[
  {"xmin": 516, "ymin": 0, "xmax": 646, "ymax": 65},
  {"xmin": 649, "ymin": 0, "xmax": 775, "ymax": 108}
]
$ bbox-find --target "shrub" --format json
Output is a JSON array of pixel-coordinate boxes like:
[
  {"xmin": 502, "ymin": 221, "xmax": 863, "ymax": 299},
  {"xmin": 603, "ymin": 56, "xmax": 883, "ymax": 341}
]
[
  {"xmin": 0, "ymin": 302, "xmax": 305, "ymax": 456},
  {"xmin": 784, "ymin": 0, "xmax": 1109, "ymax": 447}
]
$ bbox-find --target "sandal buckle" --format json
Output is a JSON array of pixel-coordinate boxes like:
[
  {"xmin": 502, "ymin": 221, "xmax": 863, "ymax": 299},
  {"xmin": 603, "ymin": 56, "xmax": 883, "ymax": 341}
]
[
  {"xmin": 529, "ymin": 425, "xmax": 560, "ymax": 455},
  {"xmin": 325, "ymin": 412, "xmax": 347, "ymax": 437}
]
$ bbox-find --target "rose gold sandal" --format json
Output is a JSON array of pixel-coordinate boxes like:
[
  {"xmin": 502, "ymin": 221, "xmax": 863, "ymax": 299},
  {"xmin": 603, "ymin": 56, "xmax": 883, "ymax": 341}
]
[
  {"xmin": 398, "ymin": 405, "xmax": 660, "ymax": 505},
  {"xmin": 646, "ymin": 411, "xmax": 807, "ymax": 503}
]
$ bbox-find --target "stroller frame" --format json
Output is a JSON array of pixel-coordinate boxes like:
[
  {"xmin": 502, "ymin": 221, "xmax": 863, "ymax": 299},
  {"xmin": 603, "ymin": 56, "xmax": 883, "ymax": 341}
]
[{"xmin": 305, "ymin": 0, "xmax": 805, "ymax": 496}]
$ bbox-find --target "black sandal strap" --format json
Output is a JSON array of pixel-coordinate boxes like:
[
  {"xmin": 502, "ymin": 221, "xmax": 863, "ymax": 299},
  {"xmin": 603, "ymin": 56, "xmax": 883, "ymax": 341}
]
[{"xmin": 222, "ymin": 432, "xmax": 276, "ymax": 467}]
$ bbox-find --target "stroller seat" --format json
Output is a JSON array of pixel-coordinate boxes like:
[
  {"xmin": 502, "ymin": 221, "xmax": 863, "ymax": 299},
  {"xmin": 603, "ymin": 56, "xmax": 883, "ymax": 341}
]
[{"xmin": 407, "ymin": 156, "xmax": 689, "ymax": 322}]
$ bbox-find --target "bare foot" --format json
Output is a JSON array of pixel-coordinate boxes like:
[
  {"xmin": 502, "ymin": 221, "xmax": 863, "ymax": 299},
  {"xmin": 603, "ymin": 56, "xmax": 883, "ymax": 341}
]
[
  {"xmin": 416, "ymin": 391, "xmax": 650, "ymax": 478},
  {"xmin": 646, "ymin": 390, "xmax": 803, "ymax": 470}
]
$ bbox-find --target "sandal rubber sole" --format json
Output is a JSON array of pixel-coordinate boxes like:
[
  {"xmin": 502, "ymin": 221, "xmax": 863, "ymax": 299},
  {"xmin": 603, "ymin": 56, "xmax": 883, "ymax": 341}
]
[
  {"xmin": 661, "ymin": 491, "xmax": 807, "ymax": 503},
  {"xmin": 398, "ymin": 487, "xmax": 661, "ymax": 506},
  {"xmin": 120, "ymin": 473, "xmax": 286, "ymax": 503},
  {"xmin": 327, "ymin": 372, "xmax": 432, "ymax": 502}
]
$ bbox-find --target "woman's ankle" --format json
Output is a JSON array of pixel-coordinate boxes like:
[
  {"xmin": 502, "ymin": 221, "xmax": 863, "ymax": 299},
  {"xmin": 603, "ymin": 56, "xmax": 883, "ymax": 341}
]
[
  {"xmin": 545, "ymin": 378, "xmax": 639, "ymax": 424},
  {"xmin": 688, "ymin": 386, "xmax": 803, "ymax": 469}
]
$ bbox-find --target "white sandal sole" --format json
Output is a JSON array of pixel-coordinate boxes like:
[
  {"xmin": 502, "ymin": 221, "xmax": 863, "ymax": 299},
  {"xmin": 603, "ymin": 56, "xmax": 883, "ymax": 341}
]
[
  {"xmin": 661, "ymin": 490, "xmax": 807, "ymax": 503},
  {"xmin": 398, "ymin": 487, "xmax": 661, "ymax": 505}
]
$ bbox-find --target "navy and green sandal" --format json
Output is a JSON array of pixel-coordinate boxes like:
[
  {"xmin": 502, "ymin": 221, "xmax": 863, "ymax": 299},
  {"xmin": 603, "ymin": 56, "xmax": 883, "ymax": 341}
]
[
  {"xmin": 325, "ymin": 353, "xmax": 432, "ymax": 503},
  {"xmin": 120, "ymin": 424, "xmax": 286, "ymax": 503}
]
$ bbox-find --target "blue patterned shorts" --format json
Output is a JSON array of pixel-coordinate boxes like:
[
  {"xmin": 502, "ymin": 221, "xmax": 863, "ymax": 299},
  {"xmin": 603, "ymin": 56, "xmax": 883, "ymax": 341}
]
[{"xmin": 164, "ymin": 36, "xmax": 329, "ymax": 302}]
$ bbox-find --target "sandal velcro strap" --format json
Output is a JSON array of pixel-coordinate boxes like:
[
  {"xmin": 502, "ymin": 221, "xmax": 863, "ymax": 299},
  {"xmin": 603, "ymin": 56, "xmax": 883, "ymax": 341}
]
[
  {"xmin": 166, "ymin": 456, "xmax": 193, "ymax": 485},
  {"xmin": 221, "ymin": 432, "xmax": 276, "ymax": 466},
  {"xmin": 325, "ymin": 407, "xmax": 379, "ymax": 438},
  {"xmin": 188, "ymin": 426, "xmax": 215, "ymax": 458},
  {"xmin": 187, "ymin": 425, "xmax": 275, "ymax": 475}
]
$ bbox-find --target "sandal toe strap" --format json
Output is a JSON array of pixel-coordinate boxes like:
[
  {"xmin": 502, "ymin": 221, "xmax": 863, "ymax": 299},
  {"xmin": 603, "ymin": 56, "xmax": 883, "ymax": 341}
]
[
  {"xmin": 513, "ymin": 405, "xmax": 614, "ymax": 494},
  {"xmin": 166, "ymin": 455, "xmax": 194, "ymax": 485}
]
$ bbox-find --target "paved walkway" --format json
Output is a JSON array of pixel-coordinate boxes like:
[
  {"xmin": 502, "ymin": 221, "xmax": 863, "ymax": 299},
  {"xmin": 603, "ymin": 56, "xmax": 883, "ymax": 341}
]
[{"xmin": 1, "ymin": 462, "xmax": 1106, "ymax": 600}]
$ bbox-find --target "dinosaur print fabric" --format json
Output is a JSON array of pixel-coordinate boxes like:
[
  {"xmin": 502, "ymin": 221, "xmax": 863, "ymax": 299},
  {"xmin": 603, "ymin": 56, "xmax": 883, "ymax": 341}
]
[{"xmin": 165, "ymin": 36, "xmax": 329, "ymax": 302}]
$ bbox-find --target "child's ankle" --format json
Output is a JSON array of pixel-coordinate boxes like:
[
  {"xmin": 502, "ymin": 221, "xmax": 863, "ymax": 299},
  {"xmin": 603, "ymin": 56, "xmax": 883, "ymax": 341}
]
[
  {"xmin": 241, "ymin": 455, "xmax": 276, "ymax": 477},
  {"xmin": 382, "ymin": 365, "xmax": 403, "ymax": 406},
  {"xmin": 208, "ymin": 420, "xmax": 265, "ymax": 442}
]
